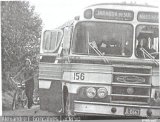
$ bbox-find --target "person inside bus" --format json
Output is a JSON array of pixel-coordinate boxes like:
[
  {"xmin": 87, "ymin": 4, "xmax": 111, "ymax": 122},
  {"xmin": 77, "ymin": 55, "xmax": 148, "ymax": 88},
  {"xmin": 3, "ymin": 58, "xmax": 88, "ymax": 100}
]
[
  {"xmin": 97, "ymin": 36, "xmax": 122, "ymax": 56},
  {"xmin": 142, "ymin": 38, "xmax": 150, "ymax": 52},
  {"xmin": 136, "ymin": 37, "xmax": 156, "ymax": 58},
  {"xmin": 147, "ymin": 37, "xmax": 157, "ymax": 54},
  {"xmin": 96, "ymin": 35, "xmax": 108, "ymax": 55},
  {"xmin": 136, "ymin": 39, "xmax": 144, "ymax": 58},
  {"xmin": 97, "ymin": 40, "xmax": 108, "ymax": 54}
]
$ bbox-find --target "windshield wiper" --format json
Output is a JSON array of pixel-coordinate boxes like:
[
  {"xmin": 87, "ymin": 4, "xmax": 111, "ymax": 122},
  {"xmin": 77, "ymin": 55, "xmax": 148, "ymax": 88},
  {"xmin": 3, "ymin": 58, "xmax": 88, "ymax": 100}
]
[
  {"xmin": 88, "ymin": 41, "xmax": 110, "ymax": 64},
  {"xmin": 140, "ymin": 47, "xmax": 159, "ymax": 66}
]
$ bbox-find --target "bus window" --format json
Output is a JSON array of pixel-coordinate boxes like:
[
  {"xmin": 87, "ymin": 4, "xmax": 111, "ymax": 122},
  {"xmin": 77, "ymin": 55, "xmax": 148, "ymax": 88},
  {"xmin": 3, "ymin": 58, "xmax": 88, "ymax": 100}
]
[
  {"xmin": 135, "ymin": 25, "xmax": 159, "ymax": 59},
  {"xmin": 42, "ymin": 30, "xmax": 63, "ymax": 52},
  {"xmin": 72, "ymin": 21, "xmax": 133, "ymax": 57}
]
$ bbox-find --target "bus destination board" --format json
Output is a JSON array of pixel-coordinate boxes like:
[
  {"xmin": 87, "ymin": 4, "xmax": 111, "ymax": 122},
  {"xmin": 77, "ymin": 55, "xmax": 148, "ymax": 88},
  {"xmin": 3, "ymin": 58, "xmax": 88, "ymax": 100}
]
[
  {"xmin": 94, "ymin": 8, "xmax": 134, "ymax": 21},
  {"xmin": 138, "ymin": 12, "xmax": 159, "ymax": 23}
]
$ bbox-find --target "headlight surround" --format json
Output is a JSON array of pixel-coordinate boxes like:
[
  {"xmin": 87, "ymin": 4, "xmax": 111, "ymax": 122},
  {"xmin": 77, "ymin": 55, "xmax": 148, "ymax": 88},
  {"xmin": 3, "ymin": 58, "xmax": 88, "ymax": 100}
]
[
  {"xmin": 97, "ymin": 87, "xmax": 108, "ymax": 98},
  {"xmin": 86, "ymin": 87, "xmax": 96, "ymax": 98}
]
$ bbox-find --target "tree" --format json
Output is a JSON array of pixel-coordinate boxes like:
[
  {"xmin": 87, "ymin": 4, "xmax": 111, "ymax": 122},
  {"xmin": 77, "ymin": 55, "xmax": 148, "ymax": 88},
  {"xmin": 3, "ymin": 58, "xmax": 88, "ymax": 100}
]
[{"xmin": 1, "ymin": 1, "xmax": 42, "ymax": 79}]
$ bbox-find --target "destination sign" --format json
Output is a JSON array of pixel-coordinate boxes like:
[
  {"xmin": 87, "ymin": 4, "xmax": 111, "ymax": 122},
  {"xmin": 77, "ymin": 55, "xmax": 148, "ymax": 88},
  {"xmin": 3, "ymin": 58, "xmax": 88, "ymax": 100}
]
[
  {"xmin": 138, "ymin": 12, "xmax": 159, "ymax": 23},
  {"xmin": 94, "ymin": 8, "xmax": 134, "ymax": 21}
]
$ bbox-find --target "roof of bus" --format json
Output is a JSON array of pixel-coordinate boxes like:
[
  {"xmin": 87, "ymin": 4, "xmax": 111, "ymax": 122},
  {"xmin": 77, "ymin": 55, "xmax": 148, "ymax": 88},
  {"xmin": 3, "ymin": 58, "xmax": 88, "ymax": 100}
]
[
  {"xmin": 88, "ymin": 3, "xmax": 158, "ymax": 8},
  {"xmin": 85, "ymin": 3, "xmax": 159, "ymax": 12}
]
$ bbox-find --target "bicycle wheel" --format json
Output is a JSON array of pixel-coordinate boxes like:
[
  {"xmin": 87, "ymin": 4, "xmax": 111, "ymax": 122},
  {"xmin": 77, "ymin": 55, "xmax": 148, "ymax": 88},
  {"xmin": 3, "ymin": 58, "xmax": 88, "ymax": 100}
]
[
  {"xmin": 12, "ymin": 92, "xmax": 16, "ymax": 110},
  {"xmin": 21, "ymin": 90, "xmax": 28, "ymax": 108},
  {"xmin": 12, "ymin": 90, "xmax": 20, "ymax": 110},
  {"xmin": 33, "ymin": 88, "xmax": 40, "ymax": 105}
]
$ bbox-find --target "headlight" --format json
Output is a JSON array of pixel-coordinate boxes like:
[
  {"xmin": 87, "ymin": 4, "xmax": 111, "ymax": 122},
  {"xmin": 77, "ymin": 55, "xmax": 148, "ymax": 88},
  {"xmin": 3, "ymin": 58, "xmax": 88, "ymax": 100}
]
[
  {"xmin": 97, "ymin": 88, "xmax": 108, "ymax": 98},
  {"xmin": 86, "ymin": 87, "xmax": 96, "ymax": 98}
]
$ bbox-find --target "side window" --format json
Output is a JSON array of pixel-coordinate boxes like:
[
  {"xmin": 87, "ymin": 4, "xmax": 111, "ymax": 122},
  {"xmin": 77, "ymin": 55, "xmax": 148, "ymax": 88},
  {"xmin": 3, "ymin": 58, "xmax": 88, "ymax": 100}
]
[
  {"xmin": 42, "ymin": 30, "xmax": 63, "ymax": 52},
  {"xmin": 135, "ymin": 25, "xmax": 159, "ymax": 59}
]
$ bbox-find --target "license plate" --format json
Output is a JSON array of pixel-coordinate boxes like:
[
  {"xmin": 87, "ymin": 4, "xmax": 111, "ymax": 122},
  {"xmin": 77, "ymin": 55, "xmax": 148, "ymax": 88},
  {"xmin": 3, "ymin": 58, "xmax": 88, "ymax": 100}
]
[{"xmin": 124, "ymin": 107, "xmax": 140, "ymax": 116}]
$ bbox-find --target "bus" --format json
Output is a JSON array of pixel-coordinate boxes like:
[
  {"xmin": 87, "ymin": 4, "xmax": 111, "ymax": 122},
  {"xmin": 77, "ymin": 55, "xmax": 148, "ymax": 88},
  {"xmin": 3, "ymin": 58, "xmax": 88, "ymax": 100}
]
[{"xmin": 38, "ymin": 3, "xmax": 160, "ymax": 118}]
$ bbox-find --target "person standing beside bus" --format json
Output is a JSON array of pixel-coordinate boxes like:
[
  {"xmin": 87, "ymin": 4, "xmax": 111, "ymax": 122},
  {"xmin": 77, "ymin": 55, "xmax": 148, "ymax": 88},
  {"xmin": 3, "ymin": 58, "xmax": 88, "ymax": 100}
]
[
  {"xmin": 23, "ymin": 58, "xmax": 34, "ymax": 109},
  {"xmin": 13, "ymin": 58, "xmax": 34, "ymax": 109}
]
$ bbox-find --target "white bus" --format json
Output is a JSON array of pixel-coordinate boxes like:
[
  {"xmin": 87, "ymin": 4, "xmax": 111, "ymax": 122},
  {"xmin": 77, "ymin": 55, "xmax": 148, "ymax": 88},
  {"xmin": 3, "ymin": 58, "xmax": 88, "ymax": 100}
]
[{"xmin": 39, "ymin": 3, "xmax": 159, "ymax": 118}]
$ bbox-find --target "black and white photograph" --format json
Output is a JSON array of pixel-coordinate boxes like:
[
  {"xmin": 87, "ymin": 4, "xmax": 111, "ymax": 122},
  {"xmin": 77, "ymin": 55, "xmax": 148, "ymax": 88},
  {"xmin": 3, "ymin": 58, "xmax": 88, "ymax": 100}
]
[{"xmin": 1, "ymin": 0, "xmax": 160, "ymax": 122}]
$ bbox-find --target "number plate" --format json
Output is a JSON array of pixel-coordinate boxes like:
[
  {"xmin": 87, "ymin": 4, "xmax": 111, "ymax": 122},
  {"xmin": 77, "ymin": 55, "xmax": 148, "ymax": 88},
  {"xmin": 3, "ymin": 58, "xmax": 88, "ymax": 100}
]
[
  {"xmin": 73, "ymin": 72, "xmax": 85, "ymax": 80},
  {"xmin": 124, "ymin": 107, "xmax": 140, "ymax": 116}
]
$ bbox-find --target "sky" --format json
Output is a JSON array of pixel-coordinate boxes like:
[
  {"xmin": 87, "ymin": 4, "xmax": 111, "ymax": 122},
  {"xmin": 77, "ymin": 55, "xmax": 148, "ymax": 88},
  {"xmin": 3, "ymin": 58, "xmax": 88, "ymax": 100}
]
[{"xmin": 30, "ymin": 0, "xmax": 159, "ymax": 29}]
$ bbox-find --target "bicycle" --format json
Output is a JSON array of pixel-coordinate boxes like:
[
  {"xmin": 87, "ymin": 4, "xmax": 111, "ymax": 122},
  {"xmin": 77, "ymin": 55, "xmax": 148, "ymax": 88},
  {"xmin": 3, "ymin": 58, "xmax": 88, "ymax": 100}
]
[{"xmin": 10, "ymin": 77, "xmax": 28, "ymax": 110}]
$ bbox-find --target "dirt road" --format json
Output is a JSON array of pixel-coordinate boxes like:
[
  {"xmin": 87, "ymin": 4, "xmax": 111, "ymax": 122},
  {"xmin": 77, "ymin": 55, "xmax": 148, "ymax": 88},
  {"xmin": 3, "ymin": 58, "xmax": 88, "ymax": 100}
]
[
  {"xmin": 2, "ymin": 105, "xmax": 159, "ymax": 122},
  {"xmin": 2, "ymin": 105, "xmax": 55, "ymax": 116}
]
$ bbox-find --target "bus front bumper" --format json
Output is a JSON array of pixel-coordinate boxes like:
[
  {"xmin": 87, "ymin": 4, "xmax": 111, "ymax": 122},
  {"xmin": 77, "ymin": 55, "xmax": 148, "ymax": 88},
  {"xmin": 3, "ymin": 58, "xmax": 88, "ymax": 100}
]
[{"xmin": 73, "ymin": 101, "xmax": 160, "ymax": 118}]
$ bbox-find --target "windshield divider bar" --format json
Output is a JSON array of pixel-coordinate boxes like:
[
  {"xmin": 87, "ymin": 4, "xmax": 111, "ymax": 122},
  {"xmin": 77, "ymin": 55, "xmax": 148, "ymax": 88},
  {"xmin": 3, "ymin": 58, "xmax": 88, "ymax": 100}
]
[{"xmin": 88, "ymin": 41, "xmax": 110, "ymax": 64}]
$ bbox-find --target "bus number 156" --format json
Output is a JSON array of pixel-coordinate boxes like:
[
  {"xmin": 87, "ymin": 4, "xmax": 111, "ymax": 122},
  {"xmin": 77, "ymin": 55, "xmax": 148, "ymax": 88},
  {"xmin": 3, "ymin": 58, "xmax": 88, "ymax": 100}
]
[{"xmin": 73, "ymin": 72, "xmax": 85, "ymax": 80}]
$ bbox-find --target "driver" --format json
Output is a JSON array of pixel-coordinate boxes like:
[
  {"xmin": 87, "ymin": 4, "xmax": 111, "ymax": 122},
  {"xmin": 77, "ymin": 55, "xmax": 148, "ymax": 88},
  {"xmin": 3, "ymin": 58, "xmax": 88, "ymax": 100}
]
[
  {"xmin": 136, "ymin": 37, "xmax": 156, "ymax": 58},
  {"xmin": 97, "ymin": 35, "xmax": 109, "ymax": 54}
]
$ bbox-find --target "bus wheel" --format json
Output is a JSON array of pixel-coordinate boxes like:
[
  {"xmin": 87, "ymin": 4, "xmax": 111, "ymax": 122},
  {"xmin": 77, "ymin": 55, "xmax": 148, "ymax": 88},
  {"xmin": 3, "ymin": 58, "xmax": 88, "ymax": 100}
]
[
  {"xmin": 21, "ymin": 90, "xmax": 28, "ymax": 108},
  {"xmin": 63, "ymin": 86, "xmax": 73, "ymax": 120},
  {"xmin": 63, "ymin": 86, "xmax": 68, "ymax": 115}
]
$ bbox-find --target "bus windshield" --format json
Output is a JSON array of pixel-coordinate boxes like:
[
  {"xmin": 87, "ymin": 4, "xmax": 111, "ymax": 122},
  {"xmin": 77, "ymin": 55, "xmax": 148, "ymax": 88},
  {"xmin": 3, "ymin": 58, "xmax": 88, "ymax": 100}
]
[
  {"xmin": 135, "ymin": 25, "xmax": 159, "ymax": 59},
  {"xmin": 72, "ymin": 22, "xmax": 133, "ymax": 57}
]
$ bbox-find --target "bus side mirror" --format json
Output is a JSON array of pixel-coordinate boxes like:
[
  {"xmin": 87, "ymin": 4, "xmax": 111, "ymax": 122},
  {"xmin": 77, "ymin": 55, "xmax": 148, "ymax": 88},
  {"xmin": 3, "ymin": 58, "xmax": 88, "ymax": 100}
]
[{"xmin": 62, "ymin": 27, "xmax": 72, "ymax": 55}]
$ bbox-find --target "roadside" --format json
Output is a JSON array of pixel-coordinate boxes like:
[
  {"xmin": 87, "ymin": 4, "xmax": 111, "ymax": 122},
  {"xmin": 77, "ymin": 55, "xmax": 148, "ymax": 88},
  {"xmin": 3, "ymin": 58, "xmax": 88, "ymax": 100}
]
[{"xmin": 2, "ymin": 105, "xmax": 55, "ymax": 116}]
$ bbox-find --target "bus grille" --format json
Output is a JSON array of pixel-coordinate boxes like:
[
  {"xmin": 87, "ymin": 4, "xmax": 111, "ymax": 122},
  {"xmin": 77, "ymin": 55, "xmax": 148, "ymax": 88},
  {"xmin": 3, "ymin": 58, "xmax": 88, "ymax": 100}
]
[{"xmin": 111, "ymin": 65, "xmax": 152, "ymax": 104}]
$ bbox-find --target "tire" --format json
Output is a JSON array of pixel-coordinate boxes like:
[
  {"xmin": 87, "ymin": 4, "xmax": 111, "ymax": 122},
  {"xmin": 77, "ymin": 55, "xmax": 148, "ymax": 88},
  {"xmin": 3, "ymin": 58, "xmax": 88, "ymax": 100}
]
[
  {"xmin": 21, "ymin": 90, "xmax": 28, "ymax": 108},
  {"xmin": 63, "ymin": 86, "xmax": 68, "ymax": 116},
  {"xmin": 12, "ymin": 90, "xmax": 19, "ymax": 110},
  {"xmin": 12, "ymin": 90, "xmax": 28, "ymax": 110},
  {"xmin": 64, "ymin": 97, "xmax": 81, "ymax": 120},
  {"xmin": 33, "ymin": 89, "xmax": 40, "ymax": 105},
  {"xmin": 63, "ymin": 96, "xmax": 74, "ymax": 120},
  {"xmin": 63, "ymin": 87, "xmax": 78, "ymax": 120},
  {"xmin": 12, "ymin": 92, "xmax": 16, "ymax": 110},
  {"xmin": 64, "ymin": 95, "xmax": 69, "ymax": 116}
]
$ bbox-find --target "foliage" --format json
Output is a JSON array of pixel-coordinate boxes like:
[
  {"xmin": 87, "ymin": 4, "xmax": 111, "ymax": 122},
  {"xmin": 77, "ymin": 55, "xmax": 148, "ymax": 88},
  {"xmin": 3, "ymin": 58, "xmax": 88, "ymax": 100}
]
[{"xmin": 1, "ymin": 1, "xmax": 42, "ymax": 79}]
